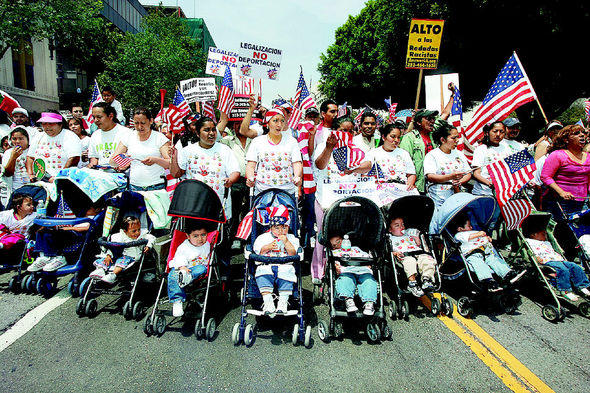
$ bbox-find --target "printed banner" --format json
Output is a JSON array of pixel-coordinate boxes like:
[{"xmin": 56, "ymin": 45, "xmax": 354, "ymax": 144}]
[
  {"xmin": 238, "ymin": 42, "xmax": 282, "ymax": 81},
  {"xmin": 179, "ymin": 77, "xmax": 217, "ymax": 103},
  {"xmin": 229, "ymin": 94, "xmax": 262, "ymax": 122},
  {"xmin": 405, "ymin": 19, "xmax": 445, "ymax": 70},
  {"xmin": 205, "ymin": 47, "xmax": 239, "ymax": 77}
]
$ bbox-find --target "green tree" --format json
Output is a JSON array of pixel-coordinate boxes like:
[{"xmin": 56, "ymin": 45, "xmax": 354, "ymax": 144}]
[
  {"xmin": 98, "ymin": 11, "xmax": 206, "ymax": 110},
  {"xmin": 0, "ymin": 0, "xmax": 104, "ymax": 60}
]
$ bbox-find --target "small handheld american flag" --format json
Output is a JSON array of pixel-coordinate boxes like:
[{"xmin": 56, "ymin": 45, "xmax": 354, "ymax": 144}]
[
  {"xmin": 217, "ymin": 66, "xmax": 235, "ymax": 115},
  {"xmin": 487, "ymin": 149, "xmax": 536, "ymax": 207},
  {"xmin": 173, "ymin": 88, "xmax": 191, "ymax": 116},
  {"xmin": 331, "ymin": 131, "xmax": 365, "ymax": 171},
  {"xmin": 86, "ymin": 80, "xmax": 104, "ymax": 124},
  {"xmin": 112, "ymin": 154, "xmax": 132, "ymax": 168}
]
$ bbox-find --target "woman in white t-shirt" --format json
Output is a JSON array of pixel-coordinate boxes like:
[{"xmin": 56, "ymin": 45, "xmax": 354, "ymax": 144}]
[
  {"xmin": 111, "ymin": 108, "xmax": 170, "ymax": 191},
  {"xmin": 471, "ymin": 121, "xmax": 511, "ymax": 196},
  {"xmin": 2, "ymin": 127, "xmax": 30, "ymax": 195},
  {"xmin": 370, "ymin": 122, "xmax": 416, "ymax": 189},
  {"xmin": 245, "ymin": 108, "xmax": 303, "ymax": 197},
  {"xmin": 423, "ymin": 119, "xmax": 471, "ymax": 208},
  {"xmin": 68, "ymin": 117, "xmax": 90, "ymax": 168}
]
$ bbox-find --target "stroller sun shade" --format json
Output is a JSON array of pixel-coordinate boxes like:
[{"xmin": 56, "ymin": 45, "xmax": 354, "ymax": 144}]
[
  {"xmin": 168, "ymin": 180, "xmax": 225, "ymax": 223},
  {"xmin": 388, "ymin": 195, "xmax": 435, "ymax": 233},
  {"xmin": 430, "ymin": 193, "xmax": 498, "ymax": 235}
]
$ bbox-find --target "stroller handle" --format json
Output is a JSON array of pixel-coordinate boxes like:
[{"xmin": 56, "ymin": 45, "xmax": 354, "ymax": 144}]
[
  {"xmin": 248, "ymin": 253, "xmax": 300, "ymax": 265},
  {"xmin": 98, "ymin": 237, "xmax": 149, "ymax": 249}
]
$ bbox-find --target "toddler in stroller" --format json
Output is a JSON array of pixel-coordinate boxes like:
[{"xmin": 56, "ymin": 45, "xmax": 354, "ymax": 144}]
[
  {"xmin": 253, "ymin": 205, "xmax": 300, "ymax": 315},
  {"xmin": 90, "ymin": 216, "xmax": 156, "ymax": 284},
  {"xmin": 0, "ymin": 193, "xmax": 36, "ymax": 250}
]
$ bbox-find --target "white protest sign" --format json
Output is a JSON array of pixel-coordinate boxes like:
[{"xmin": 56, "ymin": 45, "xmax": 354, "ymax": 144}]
[
  {"xmin": 425, "ymin": 73, "xmax": 460, "ymax": 113},
  {"xmin": 179, "ymin": 78, "xmax": 217, "ymax": 104},
  {"xmin": 237, "ymin": 42, "xmax": 282, "ymax": 81},
  {"xmin": 206, "ymin": 47, "xmax": 238, "ymax": 77}
]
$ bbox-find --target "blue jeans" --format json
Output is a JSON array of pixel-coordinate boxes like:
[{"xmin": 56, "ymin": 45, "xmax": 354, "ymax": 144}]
[
  {"xmin": 130, "ymin": 183, "xmax": 166, "ymax": 192},
  {"xmin": 545, "ymin": 261, "xmax": 590, "ymax": 291},
  {"xmin": 465, "ymin": 250, "xmax": 511, "ymax": 281},
  {"xmin": 255, "ymin": 265, "xmax": 294, "ymax": 295},
  {"xmin": 335, "ymin": 272, "xmax": 377, "ymax": 302},
  {"xmin": 167, "ymin": 265, "xmax": 207, "ymax": 303}
]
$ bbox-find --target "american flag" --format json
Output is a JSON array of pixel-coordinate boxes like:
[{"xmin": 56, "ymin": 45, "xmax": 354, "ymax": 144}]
[
  {"xmin": 86, "ymin": 80, "xmax": 104, "ymax": 124},
  {"xmin": 0, "ymin": 89, "xmax": 20, "ymax": 115},
  {"xmin": 338, "ymin": 102, "xmax": 348, "ymax": 118},
  {"xmin": 236, "ymin": 209, "xmax": 254, "ymax": 240},
  {"xmin": 217, "ymin": 66, "xmax": 235, "ymax": 115},
  {"xmin": 449, "ymin": 88, "xmax": 468, "ymax": 158},
  {"xmin": 288, "ymin": 71, "xmax": 316, "ymax": 130},
  {"xmin": 388, "ymin": 102, "xmax": 398, "ymax": 123},
  {"xmin": 112, "ymin": 153, "xmax": 132, "ymax": 168},
  {"xmin": 55, "ymin": 192, "xmax": 75, "ymax": 218},
  {"xmin": 202, "ymin": 101, "xmax": 217, "ymax": 122},
  {"xmin": 487, "ymin": 149, "xmax": 536, "ymax": 207},
  {"xmin": 332, "ymin": 130, "xmax": 365, "ymax": 171},
  {"xmin": 354, "ymin": 108, "xmax": 365, "ymax": 128},
  {"xmin": 367, "ymin": 162, "xmax": 385, "ymax": 179},
  {"xmin": 464, "ymin": 53, "xmax": 537, "ymax": 146},
  {"xmin": 165, "ymin": 104, "xmax": 185, "ymax": 134},
  {"xmin": 394, "ymin": 109, "xmax": 413, "ymax": 124},
  {"xmin": 500, "ymin": 198, "xmax": 533, "ymax": 230},
  {"xmin": 128, "ymin": 109, "xmax": 135, "ymax": 129},
  {"xmin": 584, "ymin": 99, "xmax": 590, "ymax": 122},
  {"xmin": 297, "ymin": 121, "xmax": 316, "ymax": 194},
  {"xmin": 164, "ymin": 169, "xmax": 179, "ymax": 200},
  {"xmin": 173, "ymin": 88, "xmax": 191, "ymax": 116}
]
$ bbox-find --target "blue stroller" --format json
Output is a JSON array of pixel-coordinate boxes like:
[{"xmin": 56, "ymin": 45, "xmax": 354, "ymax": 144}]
[
  {"xmin": 23, "ymin": 168, "xmax": 126, "ymax": 297},
  {"xmin": 232, "ymin": 188, "xmax": 310, "ymax": 348},
  {"xmin": 430, "ymin": 193, "xmax": 521, "ymax": 317},
  {"xmin": 553, "ymin": 201, "xmax": 590, "ymax": 272}
]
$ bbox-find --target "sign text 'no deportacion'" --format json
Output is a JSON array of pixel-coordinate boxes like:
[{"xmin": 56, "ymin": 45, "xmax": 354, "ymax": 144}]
[
  {"xmin": 205, "ymin": 47, "xmax": 238, "ymax": 77},
  {"xmin": 179, "ymin": 78, "xmax": 217, "ymax": 104},
  {"xmin": 405, "ymin": 19, "xmax": 445, "ymax": 70},
  {"xmin": 238, "ymin": 42, "xmax": 282, "ymax": 81}
]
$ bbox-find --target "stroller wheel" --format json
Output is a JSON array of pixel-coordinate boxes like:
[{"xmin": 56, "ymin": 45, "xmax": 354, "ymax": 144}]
[
  {"xmin": 291, "ymin": 324, "xmax": 300, "ymax": 346},
  {"xmin": 132, "ymin": 301, "xmax": 145, "ymax": 321},
  {"xmin": 75, "ymin": 299, "xmax": 85, "ymax": 317},
  {"xmin": 155, "ymin": 315, "xmax": 166, "ymax": 335},
  {"xmin": 441, "ymin": 297, "xmax": 454, "ymax": 317},
  {"xmin": 206, "ymin": 318, "xmax": 216, "ymax": 341},
  {"xmin": 8, "ymin": 276, "xmax": 21, "ymax": 294},
  {"xmin": 244, "ymin": 323, "xmax": 256, "ymax": 347},
  {"xmin": 143, "ymin": 315, "xmax": 154, "ymax": 336},
  {"xmin": 388, "ymin": 302, "xmax": 398, "ymax": 321},
  {"xmin": 304, "ymin": 325, "xmax": 312, "ymax": 348},
  {"xmin": 542, "ymin": 304, "xmax": 560, "ymax": 322},
  {"xmin": 122, "ymin": 301, "xmax": 133, "ymax": 320},
  {"xmin": 366, "ymin": 323, "xmax": 381, "ymax": 343},
  {"xmin": 333, "ymin": 322, "xmax": 344, "ymax": 340},
  {"xmin": 399, "ymin": 299, "xmax": 410, "ymax": 320},
  {"xmin": 25, "ymin": 275, "xmax": 35, "ymax": 293},
  {"xmin": 430, "ymin": 297, "xmax": 441, "ymax": 316},
  {"xmin": 36, "ymin": 277, "xmax": 54, "ymax": 296},
  {"xmin": 312, "ymin": 284, "xmax": 323, "ymax": 304},
  {"xmin": 194, "ymin": 319, "xmax": 204, "ymax": 340},
  {"xmin": 231, "ymin": 322, "xmax": 241, "ymax": 346},
  {"xmin": 457, "ymin": 297, "xmax": 472, "ymax": 318},
  {"xmin": 500, "ymin": 294, "xmax": 519, "ymax": 315},
  {"xmin": 67, "ymin": 279, "xmax": 79, "ymax": 297},
  {"xmin": 381, "ymin": 323, "xmax": 392, "ymax": 340},
  {"xmin": 85, "ymin": 298, "xmax": 98, "ymax": 318},
  {"xmin": 79, "ymin": 277, "xmax": 92, "ymax": 298},
  {"xmin": 21, "ymin": 275, "xmax": 30, "ymax": 293},
  {"xmin": 579, "ymin": 301, "xmax": 590, "ymax": 318},
  {"xmin": 317, "ymin": 320, "xmax": 330, "ymax": 343}
]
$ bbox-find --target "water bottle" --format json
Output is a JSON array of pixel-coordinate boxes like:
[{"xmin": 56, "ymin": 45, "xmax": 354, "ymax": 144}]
[
  {"xmin": 37, "ymin": 199, "xmax": 46, "ymax": 216},
  {"xmin": 341, "ymin": 235, "xmax": 351, "ymax": 256}
]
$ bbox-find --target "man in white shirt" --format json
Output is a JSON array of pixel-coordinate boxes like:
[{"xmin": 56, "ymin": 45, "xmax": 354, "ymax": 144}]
[
  {"xmin": 101, "ymin": 86, "xmax": 126, "ymax": 125},
  {"xmin": 353, "ymin": 111, "xmax": 379, "ymax": 152},
  {"xmin": 503, "ymin": 118, "xmax": 526, "ymax": 152},
  {"xmin": 88, "ymin": 102, "xmax": 132, "ymax": 167},
  {"xmin": 11, "ymin": 107, "xmax": 42, "ymax": 144}
]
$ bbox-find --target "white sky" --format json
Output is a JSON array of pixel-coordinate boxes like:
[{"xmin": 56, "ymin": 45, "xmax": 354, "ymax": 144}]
[{"xmin": 142, "ymin": 0, "xmax": 368, "ymax": 104}]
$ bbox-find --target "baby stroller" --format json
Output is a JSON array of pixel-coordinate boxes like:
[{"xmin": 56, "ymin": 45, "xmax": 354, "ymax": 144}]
[
  {"xmin": 232, "ymin": 188, "xmax": 310, "ymax": 348},
  {"xmin": 385, "ymin": 195, "xmax": 453, "ymax": 320},
  {"xmin": 23, "ymin": 168, "xmax": 125, "ymax": 296},
  {"xmin": 316, "ymin": 196, "xmax": 390, "ymax": 344},
  {"xmin": 430, "ymin": 193, "xmax": 521, "ymax": 318},
  {"xmin": 143, "ymin": 180, "xmax": 225, "ymax": 340},
  {"xmin": 553, "ymin": 201, "xmax": 590, "ymax": 272},
  {"xmin": 4, "ymin": 184, "xmax": 48, "ymax": 293},
  {"xmin": 512, "ymin": 211, "xmax": 590, "ymax": 322},
  {"xmin": 76, "ymin": 190, "xmax": 169, "ymax": 319}
]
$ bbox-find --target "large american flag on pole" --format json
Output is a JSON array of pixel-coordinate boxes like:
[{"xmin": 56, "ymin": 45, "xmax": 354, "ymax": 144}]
[
  {"xmin": 337, "ymin": 102, "xmax": 348, "ymax": 118},
  {"xmin": 487, "ymin": 148, "xmax": 536, "ymax": 207},
  {"xmin": 500, "ymin": 198, "xmax": 533, "ymax": 230},
  {"xmin": 86, "ymin": 80, "xmax": 104, "ymax": 124},
  {"xmin": 217, "ymin": 66, "xmax": 235, "ymax": 115},
  {"xmin": 173, "ymin": 88, "xmax": 191, "ymax": 116},
  {"xmin": 202, "ymin": 101, "xmax": 217, "ymax": 122},
  {"xmin": 296, "ymin": 121, "xmax": 316, "ymax": 194},
  {"xmin": 332, "ymin": 130, "xmax": 366, "ymax": 171},
  {"xmin": 288, "ymin": 71, "xmax": 316, "ymax": 130},
  {"xmin": 464, "ymin": 53, "xmax": 537, "ymax": 146}
]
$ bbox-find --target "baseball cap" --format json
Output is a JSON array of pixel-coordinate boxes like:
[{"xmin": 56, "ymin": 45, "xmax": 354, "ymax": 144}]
[{"xmin": 503, "ymin": 118, "xmax": 521, "ymax": 127}]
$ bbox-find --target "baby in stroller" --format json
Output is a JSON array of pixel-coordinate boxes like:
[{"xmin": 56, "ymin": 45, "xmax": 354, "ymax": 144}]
[
  {"xmin": 167, "ymin": 226, "xmax": 210, "ymax": 317},
  {"xmin": 0, "ymin": 194, "xmax": 36, "ymax": 250},
  {"xmin": 388, "ymin": 215, "xmax": 436, "ymax": 297},
  {"xmin": 253, "ymin": 206, "xmax": 299, "ymax": 315},
  {"xmin": 453, "ymin": 213, "xmax": 524, "ymax": 292},
  {"xmin": 524, "ymin": 224, "xmax": 590, "ymax": 301},
  {"xmin": 90, "ymin": 216, "xmax": 156, "ymax": 284},
  {"xmin": 329, "ymin": 234, "xmax": 377, "ymax": 316}
]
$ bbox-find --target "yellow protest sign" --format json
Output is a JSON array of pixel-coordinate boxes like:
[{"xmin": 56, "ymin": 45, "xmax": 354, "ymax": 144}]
[{"xmin": 405, "ymin": 19, "xmax": 445, "ymax": 69}]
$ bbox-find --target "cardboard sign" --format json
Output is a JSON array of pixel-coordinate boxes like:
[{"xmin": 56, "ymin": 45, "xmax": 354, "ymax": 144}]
[
  {"xmin": 179, "ymin": 78, "xmax": 217, "ymax": 103},
  {"xmin": 405, "ymin": 19, "xmax": 445, "ymax": 69},
  {"xmin": 229, "ymin": 94, "xmax": 262, "ymax": 122},
  {"xmin": 425, "ymin": 73, "xmax": 460, "ymax": 112},
  {"xmin": 205, "ymin": 47, "xmax": 239, "ymax": 77},
  {"xmin": 238, "ymin": 42, "xmax": 282, "ymax": 81}
]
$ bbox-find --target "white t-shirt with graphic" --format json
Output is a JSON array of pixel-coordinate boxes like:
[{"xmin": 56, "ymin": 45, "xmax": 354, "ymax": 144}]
[
  {"xmin": 455, "ymin": 230, "xmax": 493, "ymax": 255},
  {"xmin": 471, "ymin": 142, "xmax": 512, "ymax": 196},
  {"xmin": 27, "ymin": 129, "xmax": 81, "ymax": 177},
  {"xmin": 245, "ymin": 134, "xmax": 302, "ymax": 195},
  {"xmin": 122, "ymin": 130, "xmax": 169, "ymax": 187},
  {"xmin": 370, "ymin": 146, "xmax": 415, "ymax": 184},
  {"xmin": 423, "ymin": 148, "xmax": 470, "ymax": 207},
  {"xmin": 169, "ymin": 239, "xmax": 210, "ymax": 269},
  {"xmin": 525, "ymin": 238, "xmax": 564, "ymax": 263},
  {"xmin": 88, "ymin": 124, "xmax": 132, "ymax": 166},
  {"xmin": 253, "ymin": 232, "xmax": 300, "ymax": 257},
  {"xmin": 0, "ymin": 210, "xmax": 37, "ymax": 236},
  {"xmin": 2, "ymin": 147, "xmax": 29, "ymax": 191},
  {"xmin": 388, "ymin": 229, "xmax": 423, "ymax": 253}
]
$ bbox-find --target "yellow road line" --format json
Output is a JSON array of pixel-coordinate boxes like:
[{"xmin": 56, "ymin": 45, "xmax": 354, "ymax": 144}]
[{"xmin": 421, "ymin": 296, "xmax": 554, "ymax": 393}]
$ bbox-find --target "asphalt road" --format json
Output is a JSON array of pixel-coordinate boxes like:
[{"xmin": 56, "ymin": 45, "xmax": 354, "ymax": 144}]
[{"xmin": 0, "ymin": 254, "xmax": 589, "ymax": 392}]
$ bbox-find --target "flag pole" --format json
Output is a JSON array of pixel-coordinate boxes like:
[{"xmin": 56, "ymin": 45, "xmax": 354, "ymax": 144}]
[
  {"xmin": 414, "ymin": 69, "xmax": 424, "ymax": 110},
  {"xmin": 513, "ymin": 51, "xmax": 548, "ymax": 125}
]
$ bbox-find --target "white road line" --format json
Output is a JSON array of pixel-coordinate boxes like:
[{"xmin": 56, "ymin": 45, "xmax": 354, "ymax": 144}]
[{"xmin": 0, "ymin": 288, "xmax": 71, "ymax": 353}]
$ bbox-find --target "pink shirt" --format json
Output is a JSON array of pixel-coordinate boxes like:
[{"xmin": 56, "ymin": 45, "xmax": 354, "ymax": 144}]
[{"xmin": 541, "ymin": 150, "xmax": 590, "ymax": 200}]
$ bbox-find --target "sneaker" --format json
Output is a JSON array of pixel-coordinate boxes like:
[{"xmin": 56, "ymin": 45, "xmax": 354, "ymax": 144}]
[
  {"xmin": 408, "ymin": 281, "xmax": 424, "ymax": 297},
  {"xmin": 276, "ymin": 296, "xmax": 289, "ymax": 314},
  {"xmin": 177, "ymin": 270, "xmax": 192, "ymax": 288},
  {"xmin": 486, "ymin": 279, "xmax": 503, "ymax": 293},
  {"xmin": 563, "ymin": 291, "xmax": 579, "ymax": 302},
  {"xmin": 421, "ymin": 278, "xmax": 435, "ymax": 292},
  {"xmin": 580, "ymin": 287, "xmax": 590, "ymax": 297},
  {"xmin": 504, "ymin": 269, "xmax": 526, "ymax": 284},
  {"xmin": 27, "ymin": 256, "xmax": 51, "ymax": 272},
  {"xmin": 42, "ymin": 256, "xmax": 67, "ymax": 272},
  {"xmin": 345, "ymin": 298, "xmax": 358, "ymax": 313},
  {"xmin": 89, "ymin": 268, "xmax": 106, "ymax": 279},
  {"xmin": 363, "ymin": 301, "xmax": 375, "ymax": 316},
  {"xmin": 311, "ymin": 278, "xmax": 322, "ymax": 285},
  {"xmin": 101, "ymin": 272, "xmax": 117, "ymax": 284},
  {"xmin": 172, "ymin": 301, "xmax": 184, "ymax": 317},
  {"xmin": 262, "ymin": 297, "xmax": 276, "ymax": 315}
]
